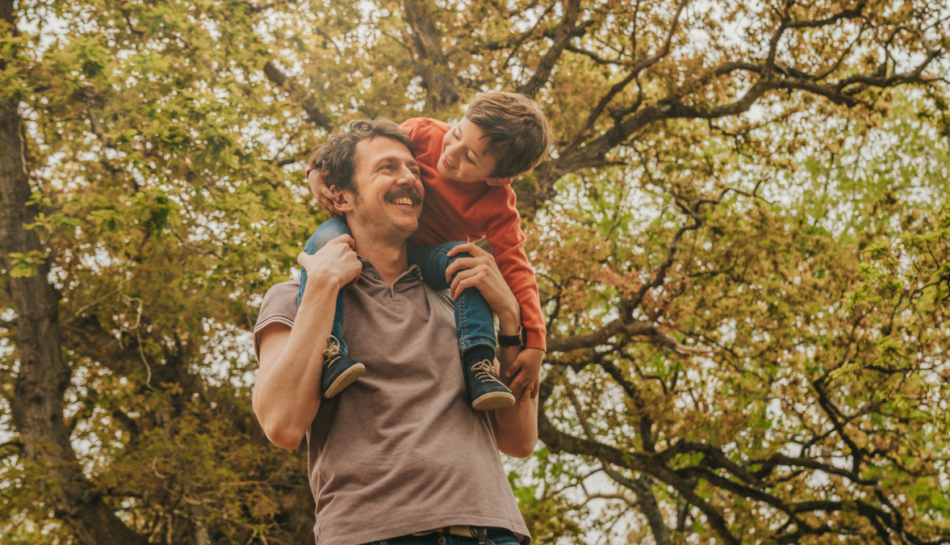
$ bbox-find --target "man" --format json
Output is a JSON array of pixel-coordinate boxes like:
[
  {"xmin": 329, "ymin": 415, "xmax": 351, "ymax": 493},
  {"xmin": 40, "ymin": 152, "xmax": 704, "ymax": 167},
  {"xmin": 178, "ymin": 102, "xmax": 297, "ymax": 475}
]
[{"xmin": 252, "ymin": 119, "xmax": 537, "ymax": 545}]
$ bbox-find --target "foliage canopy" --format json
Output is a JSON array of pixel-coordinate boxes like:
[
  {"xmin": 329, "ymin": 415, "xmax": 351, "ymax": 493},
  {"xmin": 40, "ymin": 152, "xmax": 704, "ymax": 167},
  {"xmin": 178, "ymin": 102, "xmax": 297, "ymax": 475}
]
[{"xmin": 0, "ymin": 0, "xmax": 948, "ymax": 543}]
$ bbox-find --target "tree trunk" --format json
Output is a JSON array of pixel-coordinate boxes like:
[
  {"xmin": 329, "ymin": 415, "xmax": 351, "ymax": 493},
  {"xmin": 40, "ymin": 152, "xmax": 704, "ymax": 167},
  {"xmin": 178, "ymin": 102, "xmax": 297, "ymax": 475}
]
[
  {"xmin": 403, "ymin": 0, "xmax": 459, "ymax": 110},
  {"xmin": 0, "ymin": 3, "xmax": 147, "ymax": 542}
]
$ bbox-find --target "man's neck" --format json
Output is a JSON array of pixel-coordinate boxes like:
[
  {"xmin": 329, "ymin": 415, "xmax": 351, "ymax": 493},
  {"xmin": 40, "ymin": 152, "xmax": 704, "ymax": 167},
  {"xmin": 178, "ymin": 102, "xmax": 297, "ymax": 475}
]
[{"xmin": 351, "ymin": 230, "xmax": 409, "ymax": 286}]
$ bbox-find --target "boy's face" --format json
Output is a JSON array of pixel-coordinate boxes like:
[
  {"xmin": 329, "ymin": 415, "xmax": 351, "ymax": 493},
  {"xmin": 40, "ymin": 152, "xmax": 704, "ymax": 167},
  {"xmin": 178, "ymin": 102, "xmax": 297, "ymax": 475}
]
[{"xmin": 437, "ymin": 118, "xmax": 500, "ymax": 184}]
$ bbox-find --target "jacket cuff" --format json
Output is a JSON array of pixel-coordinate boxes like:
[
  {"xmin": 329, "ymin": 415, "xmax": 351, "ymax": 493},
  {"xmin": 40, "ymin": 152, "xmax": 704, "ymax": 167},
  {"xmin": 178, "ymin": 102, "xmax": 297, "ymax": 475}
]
[{"xmin": 524, "ymin": 328, "xmax": 547, "ymax": 352}]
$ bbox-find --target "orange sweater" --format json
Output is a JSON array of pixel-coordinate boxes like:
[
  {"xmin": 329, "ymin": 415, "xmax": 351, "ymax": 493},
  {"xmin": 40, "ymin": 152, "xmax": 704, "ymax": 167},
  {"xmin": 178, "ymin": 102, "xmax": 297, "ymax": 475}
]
[{"xmin": 402, "ymin": 118, "xmax": 546, "ymax": 351}]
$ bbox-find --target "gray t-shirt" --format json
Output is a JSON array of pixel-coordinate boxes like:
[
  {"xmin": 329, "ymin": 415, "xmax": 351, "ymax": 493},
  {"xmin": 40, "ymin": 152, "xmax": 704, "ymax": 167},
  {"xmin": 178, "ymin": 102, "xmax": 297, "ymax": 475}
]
[{"xmin": 254, "ymin": 261, "xmax": 531, "ymax": 545}]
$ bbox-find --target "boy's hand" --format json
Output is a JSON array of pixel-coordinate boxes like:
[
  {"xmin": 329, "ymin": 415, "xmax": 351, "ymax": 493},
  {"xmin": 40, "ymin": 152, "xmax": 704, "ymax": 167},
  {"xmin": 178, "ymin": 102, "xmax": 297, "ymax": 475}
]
[
  {"xmin": 506, "ymin": 348, "xmax": 543, "ymax": 404},
  {"xmin": 307, "ymin": 169, "xmax": 342, "ymax": 218}
]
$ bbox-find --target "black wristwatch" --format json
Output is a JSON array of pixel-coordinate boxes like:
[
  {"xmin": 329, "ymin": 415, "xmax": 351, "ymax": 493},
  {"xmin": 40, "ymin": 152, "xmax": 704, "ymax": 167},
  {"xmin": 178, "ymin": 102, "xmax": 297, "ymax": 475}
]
[{"xmin": 497, "ymin": 325, "xmax": 526, "ymax": 348}]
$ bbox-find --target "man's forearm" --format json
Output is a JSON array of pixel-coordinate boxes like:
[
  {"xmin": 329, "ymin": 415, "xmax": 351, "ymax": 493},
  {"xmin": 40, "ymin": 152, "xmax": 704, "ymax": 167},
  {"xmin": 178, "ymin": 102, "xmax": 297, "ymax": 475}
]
[
  {"xmin": 492, "ymin": 343, "xmax": 539, "ymax": 458},
  {"xmin": 254, "ymin": 280, "xmax": 338, "ymax": 448}
]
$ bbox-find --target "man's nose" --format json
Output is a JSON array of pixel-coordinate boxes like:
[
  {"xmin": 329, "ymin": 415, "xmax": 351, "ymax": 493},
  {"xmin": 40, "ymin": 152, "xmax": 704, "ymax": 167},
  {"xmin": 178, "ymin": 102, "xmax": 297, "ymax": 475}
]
[{"xmin": 395, "ymin": 164, "xmax": 417, "ymax": 185}]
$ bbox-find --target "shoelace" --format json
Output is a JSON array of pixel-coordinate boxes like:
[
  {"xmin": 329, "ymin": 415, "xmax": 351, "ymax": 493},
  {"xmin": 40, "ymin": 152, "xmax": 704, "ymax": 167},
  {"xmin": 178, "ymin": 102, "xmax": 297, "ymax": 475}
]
[
  {"xmin": 323, "ymin": 336, "xmax": 342, "ymax": 367},
  {"xmin": 471, "ymin": 360, "xmax": 505, "ymax": 386}
]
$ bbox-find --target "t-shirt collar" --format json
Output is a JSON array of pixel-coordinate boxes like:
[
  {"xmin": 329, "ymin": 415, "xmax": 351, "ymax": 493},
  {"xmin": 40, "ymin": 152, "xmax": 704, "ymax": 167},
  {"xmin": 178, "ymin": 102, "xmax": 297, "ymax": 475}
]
[{"xmin": 357, "ymin": 257, "xmax": 423, "ymax": 285}]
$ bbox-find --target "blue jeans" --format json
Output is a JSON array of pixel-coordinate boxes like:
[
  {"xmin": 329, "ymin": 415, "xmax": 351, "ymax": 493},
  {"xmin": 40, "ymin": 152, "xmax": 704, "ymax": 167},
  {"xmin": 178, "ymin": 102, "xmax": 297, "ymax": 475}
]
[
  {"xmin": 364, "ymin": 528, "xmax": 521, "ymax": 545},
  {"xmin": 298, "ymin": 218, "xmax": 496, "ymax": 356}
]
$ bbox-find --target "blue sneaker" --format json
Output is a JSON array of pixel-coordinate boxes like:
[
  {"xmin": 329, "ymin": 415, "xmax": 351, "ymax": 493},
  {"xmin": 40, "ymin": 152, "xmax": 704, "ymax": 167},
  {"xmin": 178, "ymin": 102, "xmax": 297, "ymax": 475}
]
[
  {"xmin": 321, "ymin": 337, "xmax": 365, "ymax": 398},
  {"xmin": 466, "ymin": 359, "xmax": 515, "ymax": 411}
]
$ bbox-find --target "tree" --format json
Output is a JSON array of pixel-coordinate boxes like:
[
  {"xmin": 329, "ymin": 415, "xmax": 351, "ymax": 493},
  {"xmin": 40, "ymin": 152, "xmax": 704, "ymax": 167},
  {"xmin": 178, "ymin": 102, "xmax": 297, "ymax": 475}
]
[{"xmin": 0, "ymin": 0, "xmax": 947, "ymax": 543}]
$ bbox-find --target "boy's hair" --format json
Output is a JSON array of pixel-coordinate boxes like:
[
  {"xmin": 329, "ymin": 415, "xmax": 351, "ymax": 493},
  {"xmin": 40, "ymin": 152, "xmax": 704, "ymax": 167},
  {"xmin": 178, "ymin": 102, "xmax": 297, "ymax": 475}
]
[
  {"xmin": 464, "ymin": 92, "xmax": 553, "ymax": 178},
  {"xmin": 309, "ymin": 119, "xmax": 416, "ymax": 194}
]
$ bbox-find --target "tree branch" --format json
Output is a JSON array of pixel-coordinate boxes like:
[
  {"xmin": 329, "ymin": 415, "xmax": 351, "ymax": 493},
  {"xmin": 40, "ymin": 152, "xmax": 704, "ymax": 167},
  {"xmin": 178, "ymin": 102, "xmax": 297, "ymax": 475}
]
[
  {"xmin": 559, "ymin": 0, "xmax": 688, "ymax": 159},
  {"xmin": 263, "ymin": 60, "xmax": 333, "ymax": 131},
  {"xmin": 602, "ymin": 465, "xmax": 673, "ymax": 545},
  {"xmin": 517, "ymin": 0, "xmax": 584, "ymax": 97}
]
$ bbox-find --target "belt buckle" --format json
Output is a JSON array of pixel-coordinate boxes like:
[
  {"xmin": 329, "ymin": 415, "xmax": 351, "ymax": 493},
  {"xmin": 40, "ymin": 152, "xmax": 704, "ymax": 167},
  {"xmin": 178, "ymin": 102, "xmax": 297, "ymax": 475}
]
[{"xmin": 447, "ymin": 525, "xmax": 476, "ymax": 538}]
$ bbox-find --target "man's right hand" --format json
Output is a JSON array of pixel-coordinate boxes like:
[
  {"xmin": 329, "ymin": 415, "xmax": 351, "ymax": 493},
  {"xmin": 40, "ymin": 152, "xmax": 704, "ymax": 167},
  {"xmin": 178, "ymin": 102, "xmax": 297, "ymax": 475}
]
[
  {"xmin": 297, "ymin": 234, "xmax": 362, "ymax": 293},
  {"xmin": 307, "ymin": 169, "xmax": 342, "ymax": 218}
]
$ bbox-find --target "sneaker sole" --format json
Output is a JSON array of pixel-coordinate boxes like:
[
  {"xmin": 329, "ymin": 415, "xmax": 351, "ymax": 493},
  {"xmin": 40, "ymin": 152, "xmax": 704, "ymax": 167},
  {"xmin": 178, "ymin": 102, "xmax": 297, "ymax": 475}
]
[
  {"xmin": 324, "ymin": 363, "xmax": 366, "ymax": 399},
  {"xmin": 472, "ymin": 391, "xmax": 516, "ymax": 411}
]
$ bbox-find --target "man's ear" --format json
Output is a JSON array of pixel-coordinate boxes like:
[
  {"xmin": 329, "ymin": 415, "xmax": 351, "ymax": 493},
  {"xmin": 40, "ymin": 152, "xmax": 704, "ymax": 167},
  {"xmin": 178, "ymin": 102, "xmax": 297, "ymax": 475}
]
[
  {"xmin": 326, "ymin": 184, "xmax": 356, "ymax": 213},
  {"xmin": 485, "ymin": 176, "xmax": 511, "ymax": 187}
]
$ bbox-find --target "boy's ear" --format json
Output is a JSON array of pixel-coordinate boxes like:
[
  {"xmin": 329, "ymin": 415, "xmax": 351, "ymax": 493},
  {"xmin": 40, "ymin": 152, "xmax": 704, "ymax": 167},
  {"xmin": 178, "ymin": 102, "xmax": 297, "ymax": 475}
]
[{"xmin": 485, "ymin": 176, "xmax": 511, "ymax": 187}]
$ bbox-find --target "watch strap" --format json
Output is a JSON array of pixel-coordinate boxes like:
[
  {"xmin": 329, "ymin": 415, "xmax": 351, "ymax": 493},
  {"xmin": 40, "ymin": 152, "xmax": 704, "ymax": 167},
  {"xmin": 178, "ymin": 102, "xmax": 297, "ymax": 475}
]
[{"xmin": 497, "ymin": 325, "xmax": 525, "ymax": 348}]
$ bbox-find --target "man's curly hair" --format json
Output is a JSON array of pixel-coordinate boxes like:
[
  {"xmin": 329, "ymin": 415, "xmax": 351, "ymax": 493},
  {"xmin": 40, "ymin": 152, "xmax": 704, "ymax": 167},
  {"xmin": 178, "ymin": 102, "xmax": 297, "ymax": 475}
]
[{"xmin": 308, "ymin": 119, "xmax": 416, "ymax": 194}]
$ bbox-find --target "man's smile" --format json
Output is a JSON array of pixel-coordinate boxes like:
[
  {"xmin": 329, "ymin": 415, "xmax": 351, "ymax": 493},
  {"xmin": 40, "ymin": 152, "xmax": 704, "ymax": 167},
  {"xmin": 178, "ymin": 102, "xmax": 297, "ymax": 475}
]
[{"xmin": 384, "ymin": 187, "xmax": 422, "ymax": 209}]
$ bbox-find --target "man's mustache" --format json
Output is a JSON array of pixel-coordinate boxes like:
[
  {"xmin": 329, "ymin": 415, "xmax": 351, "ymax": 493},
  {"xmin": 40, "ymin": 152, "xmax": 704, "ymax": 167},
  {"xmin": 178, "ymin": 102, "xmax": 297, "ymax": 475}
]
[{"xmin": 385, "ymin": 187, "xmax": 422, "ymax": 206}]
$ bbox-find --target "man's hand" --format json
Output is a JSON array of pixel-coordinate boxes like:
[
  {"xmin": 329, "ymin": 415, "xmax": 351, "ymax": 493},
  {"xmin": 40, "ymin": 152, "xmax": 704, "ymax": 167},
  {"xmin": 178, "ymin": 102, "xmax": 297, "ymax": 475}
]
[
  {"xmin": 307, "ymin": 169, "xmax": 342, "ymax": 218},
  {"xmin": 506, "ymin": 348, "xmax": 542, "ymax": 404},
  {"xmin": 297, "ymin": 234, "xmax": 362, "ymax": 293}
]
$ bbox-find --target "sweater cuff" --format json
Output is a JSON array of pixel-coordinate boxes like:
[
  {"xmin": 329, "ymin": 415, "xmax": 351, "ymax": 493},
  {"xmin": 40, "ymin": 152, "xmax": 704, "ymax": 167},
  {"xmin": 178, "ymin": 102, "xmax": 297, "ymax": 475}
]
[{"xmin": 524, "ymin": 328, "xmax": 546, "ymax": 352}]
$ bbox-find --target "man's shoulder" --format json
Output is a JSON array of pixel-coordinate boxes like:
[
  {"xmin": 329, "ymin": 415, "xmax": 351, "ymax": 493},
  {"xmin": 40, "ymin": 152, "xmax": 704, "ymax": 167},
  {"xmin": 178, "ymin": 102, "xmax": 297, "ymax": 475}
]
[
  {"xmin": 255, "ymin": 280, "xmax": 299, "ymax": 334},
  {"xmin": 422, "ymin": 281, "xmax": 454, "ymax": 310}
]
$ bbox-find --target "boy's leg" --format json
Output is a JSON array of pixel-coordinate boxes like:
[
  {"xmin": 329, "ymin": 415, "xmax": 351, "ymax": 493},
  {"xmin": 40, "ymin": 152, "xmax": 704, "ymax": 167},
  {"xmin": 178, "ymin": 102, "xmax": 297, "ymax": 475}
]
[
  {"xmin": 298, "ymin": 218, "xmax": 364, "ymax": 398},
  {"xmin": 407, "ymin": 242, "xmax": 514, "ymax": 411}
]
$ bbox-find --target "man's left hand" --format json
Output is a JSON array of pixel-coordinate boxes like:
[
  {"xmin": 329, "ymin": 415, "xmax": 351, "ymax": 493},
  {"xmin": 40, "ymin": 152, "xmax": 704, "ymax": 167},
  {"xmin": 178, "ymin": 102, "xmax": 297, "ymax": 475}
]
[{"xmin": 506, "ymin": 348, "xmax": 543, "ymax": 404}]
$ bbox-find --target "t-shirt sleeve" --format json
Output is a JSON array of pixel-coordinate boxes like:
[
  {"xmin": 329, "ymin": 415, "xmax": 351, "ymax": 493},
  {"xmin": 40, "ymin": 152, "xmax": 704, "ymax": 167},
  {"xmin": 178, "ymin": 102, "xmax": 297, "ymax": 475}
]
[
  {"xmin": 253, "ymin": 281, "xmax": 300, "ymax": 363},
  {"xmin": 485, "ymin": 188, "xmax": 547, "ymax": 351}
]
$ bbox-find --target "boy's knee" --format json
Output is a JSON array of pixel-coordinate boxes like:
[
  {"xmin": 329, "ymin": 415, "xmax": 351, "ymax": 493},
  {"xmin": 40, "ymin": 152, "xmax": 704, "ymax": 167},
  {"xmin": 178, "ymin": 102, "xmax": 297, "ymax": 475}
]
[
  {"xmin": 309, "ymin": 223, "xmax": 350, "ymax": 251},
  {"xmin": 311, "ymin": 231, "xmax": 339, "ymax": 249},
  {"xmin": 449, "ymin": 251, "xmax": 474, "ymax": 261}
]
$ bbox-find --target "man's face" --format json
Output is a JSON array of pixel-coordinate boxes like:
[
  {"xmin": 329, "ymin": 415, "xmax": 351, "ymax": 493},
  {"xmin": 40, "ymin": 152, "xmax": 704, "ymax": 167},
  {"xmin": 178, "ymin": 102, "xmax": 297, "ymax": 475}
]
[
  {"xmin": 436, "ymin": 118, "xmax": 499, "ymax": 184},
  {"xmin": 343, "ymin": 136, "xmax": 424, "ymax": 241}
]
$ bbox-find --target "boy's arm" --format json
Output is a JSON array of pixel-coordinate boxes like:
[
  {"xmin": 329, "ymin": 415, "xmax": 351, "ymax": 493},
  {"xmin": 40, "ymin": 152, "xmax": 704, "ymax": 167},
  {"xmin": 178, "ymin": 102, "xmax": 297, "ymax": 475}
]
[
  {"xmin": 484, "ymin": 187, "xmax": 546, "ymax": 352},
  {"xmin": 480, "ymin": 188, "xmax": 545, "ymax": 398}
]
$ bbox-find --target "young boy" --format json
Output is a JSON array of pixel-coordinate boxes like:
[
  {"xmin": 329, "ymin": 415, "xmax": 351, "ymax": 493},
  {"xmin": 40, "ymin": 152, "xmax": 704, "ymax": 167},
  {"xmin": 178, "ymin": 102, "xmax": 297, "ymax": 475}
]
[{"xmin": 299, "ymin": 91, "xmax": 550, "ymax": 411}]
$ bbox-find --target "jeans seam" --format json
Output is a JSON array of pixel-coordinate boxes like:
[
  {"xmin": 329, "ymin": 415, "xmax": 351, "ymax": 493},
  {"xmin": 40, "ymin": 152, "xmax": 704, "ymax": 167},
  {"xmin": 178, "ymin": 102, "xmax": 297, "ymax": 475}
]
[{"xmin": 458, "ymin": 292, "xmax": 467, "ymax": 346}]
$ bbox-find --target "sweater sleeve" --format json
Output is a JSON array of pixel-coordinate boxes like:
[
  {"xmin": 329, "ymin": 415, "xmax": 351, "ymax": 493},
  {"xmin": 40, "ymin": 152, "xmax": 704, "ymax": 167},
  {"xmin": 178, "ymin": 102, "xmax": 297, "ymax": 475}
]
[{"xmin": 485, "ymin": 188, "xmax": 546, "ymax": 351}]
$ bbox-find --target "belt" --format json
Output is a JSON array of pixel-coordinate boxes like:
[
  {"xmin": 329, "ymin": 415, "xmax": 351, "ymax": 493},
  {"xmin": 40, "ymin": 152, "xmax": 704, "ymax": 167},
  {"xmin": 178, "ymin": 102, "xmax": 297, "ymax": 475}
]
[{"xmin": 413, "ymin": 526, "xmax": 478, "ymax": 538}]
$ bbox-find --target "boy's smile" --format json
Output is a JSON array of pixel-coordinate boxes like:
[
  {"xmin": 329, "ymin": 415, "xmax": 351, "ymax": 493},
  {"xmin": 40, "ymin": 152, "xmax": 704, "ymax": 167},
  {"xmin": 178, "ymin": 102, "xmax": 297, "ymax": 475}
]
[{"xmin": 437, "ymin": 118, "xmax": 499, "ymax": 184}]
